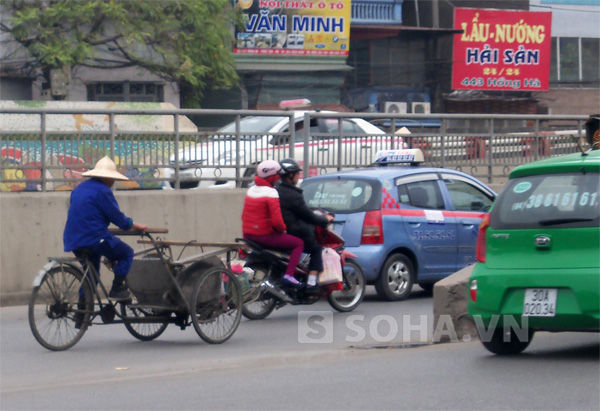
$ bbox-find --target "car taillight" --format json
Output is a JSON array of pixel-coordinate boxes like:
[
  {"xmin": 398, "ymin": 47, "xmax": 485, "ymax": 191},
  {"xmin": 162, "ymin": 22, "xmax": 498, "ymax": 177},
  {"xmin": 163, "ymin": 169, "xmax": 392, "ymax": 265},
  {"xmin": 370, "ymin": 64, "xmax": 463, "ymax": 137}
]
[
  {"xmin": 361, "ymin": 210, "xmax": 383, "ymax": 244},
  {"xmin": 476, "ymin": 214, "xmax": 490, "ymax": 263},
  {"xmin": 470, "ymin": 280, "xmax": 477, "ymax": 302}
]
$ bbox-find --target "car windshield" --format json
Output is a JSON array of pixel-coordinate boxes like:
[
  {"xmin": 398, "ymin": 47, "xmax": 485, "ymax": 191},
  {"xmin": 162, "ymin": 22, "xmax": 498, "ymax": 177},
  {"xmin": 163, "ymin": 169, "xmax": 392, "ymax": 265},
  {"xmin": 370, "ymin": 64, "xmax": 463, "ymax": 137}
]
[
  {"xmin": 302, "ymin": 178, "xmax": 379, "ymax": 213},
  {"xmin": 217, "ymin": 116, "xmax": 287, "ymax": 140},
  {"xmin": 491, "ymin": 173, "xmax": 599, "ymax": 229}
]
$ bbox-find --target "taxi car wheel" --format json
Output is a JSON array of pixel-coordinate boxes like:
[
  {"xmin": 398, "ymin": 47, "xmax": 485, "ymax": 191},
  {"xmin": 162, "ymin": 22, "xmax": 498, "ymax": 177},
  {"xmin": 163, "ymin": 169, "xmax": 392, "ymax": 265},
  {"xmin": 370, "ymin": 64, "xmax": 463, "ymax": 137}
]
[
  {"xmin": 375, "ymin": 253, "xmax": 415, "ymax": 301},
  {"xmin": 480, "ymin": 327, "xmax": 535, "ymax": 355}
]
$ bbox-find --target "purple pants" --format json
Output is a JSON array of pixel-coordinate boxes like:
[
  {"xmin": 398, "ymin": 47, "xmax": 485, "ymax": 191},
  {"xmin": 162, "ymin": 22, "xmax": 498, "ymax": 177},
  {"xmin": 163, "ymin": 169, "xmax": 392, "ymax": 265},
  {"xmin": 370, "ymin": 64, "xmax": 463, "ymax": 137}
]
[{"xmin": 243, "ymin": 232, "xmax": 304, "ymax": 276}]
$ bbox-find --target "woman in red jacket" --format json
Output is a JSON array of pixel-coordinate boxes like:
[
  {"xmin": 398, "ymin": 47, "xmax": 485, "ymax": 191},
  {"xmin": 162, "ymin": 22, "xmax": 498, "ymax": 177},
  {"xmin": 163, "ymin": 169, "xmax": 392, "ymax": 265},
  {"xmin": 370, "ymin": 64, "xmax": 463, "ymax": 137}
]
[{"xmin": 242, "ymin": 160, "xmax": 304, "ymax": 287}]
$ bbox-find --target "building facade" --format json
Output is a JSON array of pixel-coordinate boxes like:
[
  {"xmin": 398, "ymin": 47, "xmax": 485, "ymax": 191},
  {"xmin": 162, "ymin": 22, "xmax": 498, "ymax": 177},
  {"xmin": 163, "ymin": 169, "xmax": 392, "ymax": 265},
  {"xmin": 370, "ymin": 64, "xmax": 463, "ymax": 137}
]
[
  {"xmin": 529, "ymin": 0, "xmax": 600, "ymax": 115},
  {"xmin": 1, "ymin": 0, "xmax": 598, "ymax": 119}
]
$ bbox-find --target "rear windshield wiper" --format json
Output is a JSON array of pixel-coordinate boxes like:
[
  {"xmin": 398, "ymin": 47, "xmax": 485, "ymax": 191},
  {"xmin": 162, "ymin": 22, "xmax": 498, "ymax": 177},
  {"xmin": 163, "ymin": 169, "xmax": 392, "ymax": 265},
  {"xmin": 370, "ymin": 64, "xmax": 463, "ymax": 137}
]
[{"xmin": 539, "ymin": 218, "xmax": 595, "ymax": 226}]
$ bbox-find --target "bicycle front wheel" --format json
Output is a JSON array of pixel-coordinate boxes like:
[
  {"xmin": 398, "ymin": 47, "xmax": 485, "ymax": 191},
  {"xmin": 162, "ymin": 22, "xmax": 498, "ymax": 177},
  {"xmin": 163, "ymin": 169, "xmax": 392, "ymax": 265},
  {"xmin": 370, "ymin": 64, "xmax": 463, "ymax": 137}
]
[
  {"xmin": 190, "ymin": 268, "xmax": 242, "ymax": 344},
  {"xmin": 28, "ymin": 265, "xmax": 93, "ymax": 351}
]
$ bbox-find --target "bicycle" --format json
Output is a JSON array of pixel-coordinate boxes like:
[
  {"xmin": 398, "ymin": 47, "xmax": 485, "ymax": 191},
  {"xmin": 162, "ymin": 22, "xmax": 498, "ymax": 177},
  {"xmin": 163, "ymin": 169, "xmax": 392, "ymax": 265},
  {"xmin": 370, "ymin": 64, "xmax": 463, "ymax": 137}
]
[{"xmin": 28, "ymin": 229, "xmax": 243, "ymax": 351}]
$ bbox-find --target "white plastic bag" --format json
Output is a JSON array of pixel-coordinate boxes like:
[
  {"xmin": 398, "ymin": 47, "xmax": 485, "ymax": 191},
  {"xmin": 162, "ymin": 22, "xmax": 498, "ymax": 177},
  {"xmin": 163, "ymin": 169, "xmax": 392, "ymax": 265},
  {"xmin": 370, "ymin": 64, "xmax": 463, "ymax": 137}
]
[{"xmin": 319, "ymin": 247, "xmax": 343, "ymax": 285}]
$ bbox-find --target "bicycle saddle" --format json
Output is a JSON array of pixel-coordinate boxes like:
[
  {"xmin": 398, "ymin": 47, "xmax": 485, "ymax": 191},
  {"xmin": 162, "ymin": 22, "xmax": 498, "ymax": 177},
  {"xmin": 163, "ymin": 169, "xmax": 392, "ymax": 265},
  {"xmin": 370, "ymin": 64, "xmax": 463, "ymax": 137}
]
[{"xmin": 74, "ymin": 248, "xmax": 94, "ymax": 259}]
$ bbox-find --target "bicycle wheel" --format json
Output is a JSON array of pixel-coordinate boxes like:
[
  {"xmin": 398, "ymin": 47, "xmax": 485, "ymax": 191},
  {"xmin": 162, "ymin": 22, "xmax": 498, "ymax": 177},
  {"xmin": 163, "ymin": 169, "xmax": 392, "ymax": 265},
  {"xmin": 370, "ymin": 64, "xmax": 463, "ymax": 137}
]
[
  {"xmin": 190, "ymin": 268, "xmax": 242, "ymax": 344},
  {"xmin": 28, "ymin": 265, "xmax": 94, "ymax": 351},
  {"xmin": 120, "ymin": 301, "xmax": 169, "ymax": 341},
  {"xmin": 241, "ymin": 263, "xmax": 276, "ymax": 320}
]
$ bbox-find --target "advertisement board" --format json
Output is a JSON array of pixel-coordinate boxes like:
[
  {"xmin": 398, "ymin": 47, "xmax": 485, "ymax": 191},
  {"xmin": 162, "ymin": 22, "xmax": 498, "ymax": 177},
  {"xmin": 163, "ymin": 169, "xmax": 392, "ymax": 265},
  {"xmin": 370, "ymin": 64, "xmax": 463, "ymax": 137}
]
[
  {"xmin": 452, "ymin": 8, "xmax": 552, "ymax": 91},
  {"xmin": 234, "ymin": 0, "xmax": 351, "ymax": 56}
]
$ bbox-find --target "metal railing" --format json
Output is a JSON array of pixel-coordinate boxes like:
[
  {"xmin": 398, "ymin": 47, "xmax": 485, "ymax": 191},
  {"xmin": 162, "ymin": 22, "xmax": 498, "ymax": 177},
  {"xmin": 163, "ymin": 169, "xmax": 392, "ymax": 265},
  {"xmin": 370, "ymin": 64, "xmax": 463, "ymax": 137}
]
[
  {"xmin": 303, "ymin": 112, "xmax": 588, "ymax": 185},
  {"xmin": 0, "ymin": 107, "xmax": 589, "ymax": 192}
]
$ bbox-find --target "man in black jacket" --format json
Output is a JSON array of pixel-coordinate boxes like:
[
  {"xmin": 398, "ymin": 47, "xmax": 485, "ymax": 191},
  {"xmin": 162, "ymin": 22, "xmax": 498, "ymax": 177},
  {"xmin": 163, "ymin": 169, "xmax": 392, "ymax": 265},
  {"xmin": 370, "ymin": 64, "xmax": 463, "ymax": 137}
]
[{"xmin": 277, "ymin": 158, "xmax": 334, "ymax": 289}]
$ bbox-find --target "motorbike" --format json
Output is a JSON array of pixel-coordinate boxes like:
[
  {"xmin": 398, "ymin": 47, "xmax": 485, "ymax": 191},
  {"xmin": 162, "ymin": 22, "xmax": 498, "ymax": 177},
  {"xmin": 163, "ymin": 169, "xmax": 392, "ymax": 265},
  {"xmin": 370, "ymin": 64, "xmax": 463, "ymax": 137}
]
[{"xmin": 236, "ymin": 211, "xmax": 366, "ymax": 319}]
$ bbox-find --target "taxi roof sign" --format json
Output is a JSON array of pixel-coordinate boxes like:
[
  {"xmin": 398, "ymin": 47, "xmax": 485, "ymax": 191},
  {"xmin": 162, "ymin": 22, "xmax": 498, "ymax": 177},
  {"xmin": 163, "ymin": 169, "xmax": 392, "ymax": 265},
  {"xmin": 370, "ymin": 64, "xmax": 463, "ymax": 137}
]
[
  {"xmin": 279, "ymin": 99, "xmax": 312, "ymax": 110},
  {"xmin": 374, "ymin": 149, "xmax": 425, "ymax": 165}
]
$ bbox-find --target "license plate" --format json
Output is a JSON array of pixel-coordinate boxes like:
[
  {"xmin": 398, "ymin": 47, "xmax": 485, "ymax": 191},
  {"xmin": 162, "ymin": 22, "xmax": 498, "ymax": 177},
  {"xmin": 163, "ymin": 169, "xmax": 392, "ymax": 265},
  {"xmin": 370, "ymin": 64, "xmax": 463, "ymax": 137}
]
[{"xmin": 523, "ymin": 288, "xmax": 557, "ymax": 317}]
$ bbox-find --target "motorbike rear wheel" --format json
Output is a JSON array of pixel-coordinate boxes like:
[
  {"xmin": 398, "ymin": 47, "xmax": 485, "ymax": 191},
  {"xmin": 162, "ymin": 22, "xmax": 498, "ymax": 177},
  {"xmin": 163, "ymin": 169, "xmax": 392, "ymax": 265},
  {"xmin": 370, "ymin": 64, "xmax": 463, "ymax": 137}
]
[
  {"xmin": 241, "ymin": 263, "xmax": 276, "ymax": 320},
  {"xmin": 328, "ymin": 260, "xmax": 366, "ymax": 312}
]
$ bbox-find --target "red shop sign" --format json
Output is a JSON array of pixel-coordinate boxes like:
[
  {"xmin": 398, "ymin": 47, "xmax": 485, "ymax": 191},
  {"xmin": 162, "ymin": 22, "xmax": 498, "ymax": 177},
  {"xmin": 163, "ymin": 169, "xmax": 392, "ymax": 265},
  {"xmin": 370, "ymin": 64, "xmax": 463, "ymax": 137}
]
[{"xmin": 452, "ymin": 8, "xmax": 552, "ymax": 91}]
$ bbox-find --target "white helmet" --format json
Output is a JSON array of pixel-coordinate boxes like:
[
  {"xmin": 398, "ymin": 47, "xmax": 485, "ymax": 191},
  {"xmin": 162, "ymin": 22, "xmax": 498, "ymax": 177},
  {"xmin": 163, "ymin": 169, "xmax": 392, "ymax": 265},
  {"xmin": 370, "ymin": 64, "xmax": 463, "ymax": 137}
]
[{"xmin": 256, "ymin": 160, "xmax": 281, "ymax": 178}]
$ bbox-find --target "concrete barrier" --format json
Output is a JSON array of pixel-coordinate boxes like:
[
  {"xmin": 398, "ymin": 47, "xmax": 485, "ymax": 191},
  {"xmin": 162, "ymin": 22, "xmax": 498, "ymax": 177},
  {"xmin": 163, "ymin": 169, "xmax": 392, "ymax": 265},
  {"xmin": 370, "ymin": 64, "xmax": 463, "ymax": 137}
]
[
  {"xmin": 0, "ymin": 189, "xmax": 246, "ymax": 306},
  {"xmin": 2, "ymin": 183, "xmax": 504, "ymax": 311},
  {"xmin": 432, "ymin": 265, "xmax": 477, "ymax": 343}
]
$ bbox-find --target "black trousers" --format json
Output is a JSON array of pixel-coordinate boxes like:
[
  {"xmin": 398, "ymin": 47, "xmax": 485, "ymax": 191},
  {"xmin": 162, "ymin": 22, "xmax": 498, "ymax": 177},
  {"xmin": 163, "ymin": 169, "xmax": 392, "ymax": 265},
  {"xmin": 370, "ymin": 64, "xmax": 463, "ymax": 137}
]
[{"xmin": 304, "ymin": 241, "xmax": 323, "ymax": 272}]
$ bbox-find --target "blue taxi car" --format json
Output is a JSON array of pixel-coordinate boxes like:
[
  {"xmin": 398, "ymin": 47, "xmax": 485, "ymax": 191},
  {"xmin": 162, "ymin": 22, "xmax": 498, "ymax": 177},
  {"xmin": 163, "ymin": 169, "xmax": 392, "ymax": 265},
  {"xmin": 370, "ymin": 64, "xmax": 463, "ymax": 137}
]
[{"xmin": 301, "ymin": 149, "xmax": 497, "ymax": 301}]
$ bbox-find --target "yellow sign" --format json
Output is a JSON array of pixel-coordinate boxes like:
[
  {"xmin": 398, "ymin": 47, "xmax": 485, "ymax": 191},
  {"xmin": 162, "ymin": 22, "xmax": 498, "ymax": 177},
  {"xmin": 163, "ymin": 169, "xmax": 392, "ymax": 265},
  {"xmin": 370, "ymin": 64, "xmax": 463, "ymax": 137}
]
[{"xmin": 235, "ymin": 0, "xmax": 351, "ymax": 56}]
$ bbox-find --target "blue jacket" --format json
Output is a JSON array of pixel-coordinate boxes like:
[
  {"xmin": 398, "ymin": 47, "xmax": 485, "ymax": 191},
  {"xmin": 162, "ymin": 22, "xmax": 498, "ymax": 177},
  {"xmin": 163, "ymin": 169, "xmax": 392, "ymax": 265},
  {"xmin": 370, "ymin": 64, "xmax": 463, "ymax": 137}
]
[{"xmin": 63, "ymin": 178, "xmax": 133, "ymax": 252}]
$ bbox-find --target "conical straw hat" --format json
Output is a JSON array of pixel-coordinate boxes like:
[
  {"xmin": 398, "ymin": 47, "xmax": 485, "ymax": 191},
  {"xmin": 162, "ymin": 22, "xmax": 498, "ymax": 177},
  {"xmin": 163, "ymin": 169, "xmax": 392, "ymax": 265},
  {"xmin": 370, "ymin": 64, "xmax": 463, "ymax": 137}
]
[{"xmin": 82, "ymin": 156, "xmax": 129, "ymax": 181}]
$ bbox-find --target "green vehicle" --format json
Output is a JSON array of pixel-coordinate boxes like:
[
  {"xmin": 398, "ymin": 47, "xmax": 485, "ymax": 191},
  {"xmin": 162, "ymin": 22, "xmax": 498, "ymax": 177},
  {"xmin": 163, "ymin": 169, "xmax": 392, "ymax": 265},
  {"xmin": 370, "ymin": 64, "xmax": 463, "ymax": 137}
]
[{"xmin": 468, "ymin": 150, "xmax": 600, "ymax": 355}]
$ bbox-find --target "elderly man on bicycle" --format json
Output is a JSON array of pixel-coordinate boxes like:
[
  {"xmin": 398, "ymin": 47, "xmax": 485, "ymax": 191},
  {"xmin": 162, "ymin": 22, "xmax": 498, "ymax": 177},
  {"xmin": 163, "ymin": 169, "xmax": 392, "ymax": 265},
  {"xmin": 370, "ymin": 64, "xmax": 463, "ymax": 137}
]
[{"xmin": 63, "ymin": 156, "xmax": 147, "ymax": 302}]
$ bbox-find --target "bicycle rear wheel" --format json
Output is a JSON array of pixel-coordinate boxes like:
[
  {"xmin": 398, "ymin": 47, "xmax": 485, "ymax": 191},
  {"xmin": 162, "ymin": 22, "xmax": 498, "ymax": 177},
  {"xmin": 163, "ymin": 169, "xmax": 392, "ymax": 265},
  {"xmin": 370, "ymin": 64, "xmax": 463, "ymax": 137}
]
[
  {"xmin": 190, "ymin": 268, "xmax": 242, "ymax": 344},
  {"xmin": 121, "ymin": 302, "xmax": 169, "ymax": 341},
  {"xmin": 28, "ymin": 265, "xmax": 94, "ymax": 351}
]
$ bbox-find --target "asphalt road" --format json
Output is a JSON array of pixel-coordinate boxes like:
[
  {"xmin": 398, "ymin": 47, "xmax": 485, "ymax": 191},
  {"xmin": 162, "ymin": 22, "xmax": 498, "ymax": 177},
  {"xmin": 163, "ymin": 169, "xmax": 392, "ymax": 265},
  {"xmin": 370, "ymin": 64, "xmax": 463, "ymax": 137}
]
[{"xmin": 1, "ymin": 288, "xmax": 598, "ymax": 410}]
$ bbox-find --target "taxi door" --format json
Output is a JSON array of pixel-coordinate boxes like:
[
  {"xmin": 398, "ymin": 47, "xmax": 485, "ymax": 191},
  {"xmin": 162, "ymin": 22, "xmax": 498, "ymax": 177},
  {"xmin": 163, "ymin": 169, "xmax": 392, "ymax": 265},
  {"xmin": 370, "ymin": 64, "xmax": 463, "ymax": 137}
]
[
  {"xmin": 395, "ymin": 175, "xmax": 459, "ymax": 279},
  {"xmin": 439, "ymin": 173, "xmax": 495, "ymax": 270}
]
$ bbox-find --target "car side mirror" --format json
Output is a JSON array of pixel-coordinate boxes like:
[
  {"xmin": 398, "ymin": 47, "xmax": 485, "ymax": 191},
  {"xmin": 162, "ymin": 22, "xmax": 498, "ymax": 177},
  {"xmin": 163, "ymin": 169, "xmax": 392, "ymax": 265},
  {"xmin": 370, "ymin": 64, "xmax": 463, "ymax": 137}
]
[{"xmin": 471, "ymin": 200, "xmax": 484, "ymax": 211}]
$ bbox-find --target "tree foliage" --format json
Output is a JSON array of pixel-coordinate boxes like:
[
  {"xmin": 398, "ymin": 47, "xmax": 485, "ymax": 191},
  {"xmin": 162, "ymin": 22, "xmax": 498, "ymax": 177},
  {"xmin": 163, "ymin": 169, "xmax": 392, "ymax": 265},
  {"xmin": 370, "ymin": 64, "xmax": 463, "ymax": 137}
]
[{"xmin": 1, "ymin": 0, "xmax": 242, "ymax": 105}]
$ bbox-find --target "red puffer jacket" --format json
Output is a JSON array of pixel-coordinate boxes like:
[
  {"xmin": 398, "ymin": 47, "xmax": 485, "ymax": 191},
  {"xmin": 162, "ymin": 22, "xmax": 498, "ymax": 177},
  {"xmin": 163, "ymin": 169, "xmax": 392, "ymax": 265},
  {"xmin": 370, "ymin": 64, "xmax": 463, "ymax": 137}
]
[{"xmin": 242, "ymin": 176, "xmax": 287, "ymax": 235}]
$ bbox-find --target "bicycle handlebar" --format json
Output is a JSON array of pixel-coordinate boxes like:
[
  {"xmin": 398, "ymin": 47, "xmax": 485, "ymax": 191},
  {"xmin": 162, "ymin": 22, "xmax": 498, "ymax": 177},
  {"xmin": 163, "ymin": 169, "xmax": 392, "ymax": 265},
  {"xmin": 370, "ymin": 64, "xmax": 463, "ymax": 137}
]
[{"xmin": 108, "ymin": 228, "xmax": 169, "ymax": 236}]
